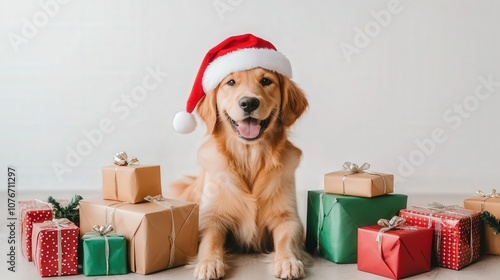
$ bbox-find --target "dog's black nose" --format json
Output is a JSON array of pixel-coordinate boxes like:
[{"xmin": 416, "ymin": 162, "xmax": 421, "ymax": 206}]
[{"xmin": 238, "ymin": 97, "xmax": 260, "ymax": 113}]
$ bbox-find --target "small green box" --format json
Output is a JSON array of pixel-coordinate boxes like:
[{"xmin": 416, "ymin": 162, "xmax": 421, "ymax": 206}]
[
  {"xmin": 305, "ymin": 190, "xmax": 407, "ymax": 263},
  {"xmin": 82, "ymin": 235, "xmax": 128, "ymax": 276}
]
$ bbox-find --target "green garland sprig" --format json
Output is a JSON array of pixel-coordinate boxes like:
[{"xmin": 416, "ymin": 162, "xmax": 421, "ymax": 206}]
[
  {"xmin": 48, "ymin": 194, "xmax": 83, "ymax": 226},
  {"xmin": 480, "ymin": 211, "xmax": 500, "ymax": 235}
]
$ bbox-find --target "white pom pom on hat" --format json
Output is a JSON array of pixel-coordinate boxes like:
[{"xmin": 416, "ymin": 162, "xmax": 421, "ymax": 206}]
[
  {"xmin": 173, "ymin": 33, "xmax": 293, "ymax": 134},
  {"xmin": 173, "ymin": 111, "xmax": 197, "ymax": 134}
]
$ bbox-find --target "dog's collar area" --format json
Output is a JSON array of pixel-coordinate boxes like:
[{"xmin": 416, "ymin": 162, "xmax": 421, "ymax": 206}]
[{"xmin": 226, "ymin": 112, "xmax": 273, "ymax": 141}]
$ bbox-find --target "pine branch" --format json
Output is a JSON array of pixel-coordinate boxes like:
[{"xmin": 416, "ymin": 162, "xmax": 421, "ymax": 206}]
[
  {"xmin": 47, "ymin": 196, "xmax": 63, "ymax": 218},
  {"xmin": 47, "ymin": 194, "xmax": 83, "ymax": 226},
  {"xmin": 481, "ymin": 211, "xmax": 500, "ymax": 235}
]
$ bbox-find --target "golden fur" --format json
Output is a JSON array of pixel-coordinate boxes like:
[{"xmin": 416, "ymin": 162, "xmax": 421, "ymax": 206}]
[{"xmin": 169, "ymin": 68, "xmax": 309, "ymax": 280}]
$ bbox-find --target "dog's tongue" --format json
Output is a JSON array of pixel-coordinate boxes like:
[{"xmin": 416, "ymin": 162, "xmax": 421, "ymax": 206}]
[{"xmin": 236, "ymin": 118, "xmax": 261, "ymax": 139}]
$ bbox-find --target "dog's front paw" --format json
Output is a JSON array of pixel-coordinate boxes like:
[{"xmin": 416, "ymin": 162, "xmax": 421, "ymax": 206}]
[
  {"xmin": 274, "ymin": 258, "xmax": 305, "ymax": 280},
  {"xmin": 194, "ymin": 259, "xmax": 225, "ymax": 280}
]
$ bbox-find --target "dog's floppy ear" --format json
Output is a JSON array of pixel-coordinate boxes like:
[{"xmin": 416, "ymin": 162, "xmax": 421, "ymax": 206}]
[
  {"xmin": 279, "ymin": 76, "xmax": 309, "ymax": 127},
  {"xmin": 196, "ymin": 89, "xmax": 218, "ymax": 134}
]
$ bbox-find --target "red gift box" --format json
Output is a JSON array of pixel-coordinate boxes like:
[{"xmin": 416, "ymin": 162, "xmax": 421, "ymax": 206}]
[
  {"xmin": 358, "ymin": 223, "xmax": 433, "ymax": 279},
  {"xmin": 32, "ymin": 219, "xmax": 79, "ymax": 277},
  {"xmin": 19, "ymin": 200, "xmax": 54, "ymax": 261},
  {"xmin": 399, "ymin": 205, "xmax": 481, "ymax": 270}
]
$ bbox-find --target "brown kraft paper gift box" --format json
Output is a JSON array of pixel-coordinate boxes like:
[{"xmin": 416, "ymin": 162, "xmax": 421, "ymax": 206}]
[
  {"xmin": 102, "ymin": 165, "xmax": 162, "ymax": 203},
  {"xmin": 324, "ymin": 171, "xmax": 394, "ymax": 197},
  {"xmin": 464, "ymin": 192, "xmax": 500, "ymax": 255},
  {"xmin": 79, "ymin": 197, "xmax": 198, "ymax": 274}
]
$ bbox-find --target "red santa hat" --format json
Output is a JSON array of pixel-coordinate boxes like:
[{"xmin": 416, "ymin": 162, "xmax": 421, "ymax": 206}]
[{"xmin": 173, "ymin": 33, "xmax": 293, "ymax": 134}]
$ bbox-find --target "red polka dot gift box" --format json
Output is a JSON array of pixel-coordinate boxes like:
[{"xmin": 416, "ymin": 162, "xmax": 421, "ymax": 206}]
[
  {"xmin": 31, "ymin": 219, "xmax": 79, "ymax": 277},
  {"xmin": 399, "ymin": 204, "xmax": 481, "ymax": 270},
  {"xmin": 19, "ymin": 200, "xmax": 54, "ymax": 262}
]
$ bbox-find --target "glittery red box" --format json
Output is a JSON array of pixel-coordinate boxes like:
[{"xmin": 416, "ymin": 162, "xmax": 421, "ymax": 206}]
[
  {"xmin": 399, "ymin": 206, "xmax": 481, "ymax": 270},
  {"xmin": 19, "ymin": 200, "xmax": 53, "ymax": 261},
  {"xmin": 31, "ymin": 220, "xmax": 79, "ymax": 277}
]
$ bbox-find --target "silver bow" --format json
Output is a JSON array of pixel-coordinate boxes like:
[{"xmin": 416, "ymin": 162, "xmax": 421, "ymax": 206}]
[
  {"xmin": 82, "ymin": 224, "xmax": 115, "ymax": 238},
  {"xmin": 41, "ymin": 218, "xmax": 72, "ymax": 228},
  {"xmin": 426, "ymin": 202, "xmax": 465, "ymax": 213},
  {"xmin": 376, "ymin": 216, "xmax": 415, "ymax": 256},
  {"xmin": 113, "ymin": 151, "xmax": 139, "ymax": 166},
  {"xmin": 82, "ymin": 224, "xmax": 119, "ymax": 276},
  {"xmin": 476, "ymin": 189, "xmax": 499, "ymax": 212},
  {"xmin": 377, "ymin": 216, "xmax": 407, "ymax": 231},
  {"xmin": 343, "ymin": 162, "xmax": 370, "ymax": 173},
  {"xmin": 476, "ymin": 189, "xmax": 499, "ymax": 198}
]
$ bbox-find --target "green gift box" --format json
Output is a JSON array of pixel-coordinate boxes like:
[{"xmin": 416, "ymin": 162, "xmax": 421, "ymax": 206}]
[
  {"xmin": 82, "ymin": 226, "xmax": 128, "ymax": 276},
  {"xmin": 305, "ymin": 190, "xmax": 407, "ymax": 263}
]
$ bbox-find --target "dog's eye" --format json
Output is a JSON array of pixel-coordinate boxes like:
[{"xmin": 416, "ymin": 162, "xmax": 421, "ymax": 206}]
[
  {"xmin": 260, "ymin": 78, "xmax": 272, "ymax": 86},
  {"xmin": 226, "ymin": 79, "xmax": 236, "ymax": 86}
]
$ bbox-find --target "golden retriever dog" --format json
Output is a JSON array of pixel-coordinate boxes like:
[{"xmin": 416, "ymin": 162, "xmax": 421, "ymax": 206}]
[{"xmin": 170, "ymin": 67, "xmax": 309, "ymax": 280}]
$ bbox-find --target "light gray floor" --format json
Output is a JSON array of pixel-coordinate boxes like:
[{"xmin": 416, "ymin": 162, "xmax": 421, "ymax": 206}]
[{"xmin": 4, "ymin": 191, "xmax": 499, "ymax": 279}]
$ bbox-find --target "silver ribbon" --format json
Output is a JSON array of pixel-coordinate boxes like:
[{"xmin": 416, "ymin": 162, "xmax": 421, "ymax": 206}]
[
  {"xmin": 376, "ymin": 216, "xmax": 416, "ymax": 256},
  {"xmin": 316, "ymin": 193, "xmax": 325, "ymax": 254},
  {"xmin": 82, "ymin": 224, "xmax": 118, "ymax": 275},
  {"xmin": 112, "ymin": 151, "xmax": 139, "ymax": 200},
  {"xmin": 476, "ymin": 189, "xmax": 499, "ymax": 211},
  {"xmin": 34, "ymin": 199, "xmax": 55, "ymax": 209},
  {"xmin": 38, "ymin": 218, "xmax": 72, "ymax": 276},
  {"xmin": 342, "ymin": 162, "xmax": 387, "ymax": 195},
  {"xmin": 113, "ymin": 151, "xmax": 139, "ymax": 166},
  {"xmin": 144, "ymin": 195, "xmax": 176, "ymax": 268},
  {"xmin": 105, "ymin": 201, "xmax": 129, "ymax": 227},
  {"xmin": 315, "ymin": 192, "xmax": 339, "ymax": 255}
]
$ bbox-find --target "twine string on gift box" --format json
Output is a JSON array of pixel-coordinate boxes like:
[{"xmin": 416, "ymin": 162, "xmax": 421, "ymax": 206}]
[
  {"xmin": 316, "ymin": 193, "xmax": 325, "ymax": 254},
  {"xmin": 315, "ymin": 193, "xmax": 338, "ymax": 255},
  {"xmin": 476, "ymin": 189, "xmax": 499, "ymax": 211},
  {"xmin": 342, "ymin": 162, "xmax": 387, "ymax": 195},
  {"xmin": 105, "ymin": 201, "xmax": 129, "ymax": 227},
  {"xmin": 145, "ymin": 195, "xmax": 176, "ymax": 268},
  {"xmin": 82, "ymin": 224, "xmax": 118, "ymax": 275},
  {"xmin": 113, "ymin": 151, "xmax": 139, "ymax": 200},
  {"xmin": 412, "ymin": 203, "xmax": 476, "ymax": 266},
  {"xmin": 37, "ymin": 218, "xmax": 72, "ymax": 276},
  {"xmin": 376, "ymin": 216, "xmax": 416, "ymax": 258}
]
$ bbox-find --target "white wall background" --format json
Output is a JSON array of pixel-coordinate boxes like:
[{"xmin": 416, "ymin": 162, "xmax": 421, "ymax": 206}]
[{"xmin": 2, "ymin": 0, "xmax": 500, "ymax": 220}]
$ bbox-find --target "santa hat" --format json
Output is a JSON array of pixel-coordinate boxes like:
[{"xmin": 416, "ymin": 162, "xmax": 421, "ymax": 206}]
[{"xmin": 173, "ymin": 33, "xmax": 293, "ymax": 134}]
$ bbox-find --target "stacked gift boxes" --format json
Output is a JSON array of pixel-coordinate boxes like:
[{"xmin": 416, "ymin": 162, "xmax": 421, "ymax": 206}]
[
  {"xmin": 306, "ymin": 162, "xmax": 487, "ymax": 279},
  {"xmin": 78, "ymin": 151, "xmax": 199, "ymax": 276},
  {"xmin": 306, "ymin": 162, "xmax": 407, "ymax": 266},
  {"xmin": 19, "ymin": 198, "xmax": 81, "ymax": 277},
  {"xmin": 19, "ymin": 200, "xmax": 55, "ymax": 262}
]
